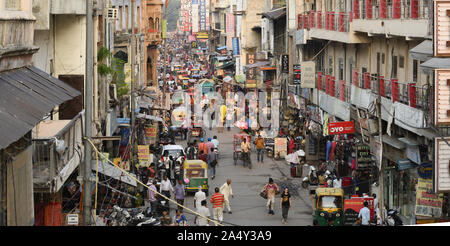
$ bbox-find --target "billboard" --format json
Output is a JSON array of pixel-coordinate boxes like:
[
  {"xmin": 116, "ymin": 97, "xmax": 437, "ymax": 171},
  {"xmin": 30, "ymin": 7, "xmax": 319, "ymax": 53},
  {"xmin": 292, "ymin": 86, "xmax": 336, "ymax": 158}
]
[{"xmin": 328, "ymin": 121, "xmax": 355, "ymax": 135}]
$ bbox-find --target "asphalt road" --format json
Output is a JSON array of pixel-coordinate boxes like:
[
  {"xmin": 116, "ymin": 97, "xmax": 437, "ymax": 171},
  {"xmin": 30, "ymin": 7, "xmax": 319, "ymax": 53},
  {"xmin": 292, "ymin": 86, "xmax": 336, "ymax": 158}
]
[{"xmin": 171, "ymin": 127, "xmax": 314, "ymax": 226}]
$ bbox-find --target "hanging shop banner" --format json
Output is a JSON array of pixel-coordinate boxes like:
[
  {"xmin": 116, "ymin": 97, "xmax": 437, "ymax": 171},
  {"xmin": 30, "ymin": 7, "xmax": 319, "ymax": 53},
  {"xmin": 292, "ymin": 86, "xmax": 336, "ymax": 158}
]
[
  {"xmin": 226, "ymin": 13, "xmax": 235, "ymax": 50},
  {"xmin": 196, "ymin": 32, "xmax": 208, "ymax": 39},
  {"xmin": 138, "ymin": 145, "xmax": 150, "ymax": 167},
  {"xmin": 418, "ymin": 163, "xmax": 433, "ymax": 179},
  {"xmin": 293, "ymin": 64, "xmax": 301, "ymax": 84},
  {"xmin": 274, "ymin": 138, "xmax": 288, "ymax": 159},
  {"xmin": 344, "ymin": 197, "xmax": 375, "ymax": 225},
  {"xmin": 199, "ymin": 0, "xmax": 207, "ymax": 31},
  {"xmin": 281, "ymin": 54, "xmax": 289, "ymax": 74},
  {"xmin": 145, "ymin": 124, "xmax": 158, "ymax": 144},
  {"xmin": 246, "ymin": 53, "xmax": 256, "ymax": 88},
  {"xmin": 328, "ymin": 121, "xmax": 355, "ymax": 135},
  {"xmin": 232, "ymin": 37, "xmax": 240, "ymax": 56},
  {"xmin": 300, "ymin": 61, "xmax": 316, "ymax": 88},
  {"xmin": 162, "ymin": 19, "xmax": 167, "ymax": 39},
  {"xmin": 356, "ymin": 144, "xmax": 371, "ymax": 164},
  {"xmin": 415, "ymin": 178, "xmax": 444, "ymax": 218}
]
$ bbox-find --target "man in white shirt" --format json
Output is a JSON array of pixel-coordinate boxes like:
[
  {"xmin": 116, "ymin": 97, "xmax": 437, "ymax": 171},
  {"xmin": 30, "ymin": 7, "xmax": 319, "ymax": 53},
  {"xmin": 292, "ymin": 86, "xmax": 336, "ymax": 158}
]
[
  {"xmin": 211, "ymin": 136, "xmax": 219, "ymax": 150},
  {"xmin": 194, "ymin": 186, "xmax": 206, "ymax": 209},
  {"xmin": 160, "ymin": 175, "xmax": 173, "ymax": 201},
  {"xmin": 195, "ymin": 200, "xmax": 210, "ymax": 226},
  {"xmin": 358, "ymin": 201, "xmax": 371, "ymax": 226},
  {"xmin": 220, "ymin": 178, "xmax": 234, "ymax": 214}
]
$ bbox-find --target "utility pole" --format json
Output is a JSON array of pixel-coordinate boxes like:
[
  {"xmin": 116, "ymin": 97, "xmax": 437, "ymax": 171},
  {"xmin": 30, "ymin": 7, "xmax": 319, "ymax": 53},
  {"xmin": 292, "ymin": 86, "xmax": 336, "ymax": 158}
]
[
  {"xmin": 377, "ymin": 74, "xmax": 385, "ymax": 224},
  {"xmin": 83, "ymin": 0, "xmax": 94, "ymax": 226},
  {"xmin": 163, "ymin": 2, "xmax": 168, "ymax": 104},
  {"xmin": 130, "ymin": 0, "xmax": 137, "ymax": 173}
]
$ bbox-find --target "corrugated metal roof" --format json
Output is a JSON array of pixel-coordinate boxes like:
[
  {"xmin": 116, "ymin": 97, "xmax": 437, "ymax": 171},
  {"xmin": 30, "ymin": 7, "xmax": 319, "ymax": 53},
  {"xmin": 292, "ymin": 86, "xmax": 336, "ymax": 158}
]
[
  {"xmin": 262, "ymin": 7, "xmax": 286, "ymax": 20},
  {"xmin": 0, "ymin": 66, "xmax": 81, "ymax": 149}
]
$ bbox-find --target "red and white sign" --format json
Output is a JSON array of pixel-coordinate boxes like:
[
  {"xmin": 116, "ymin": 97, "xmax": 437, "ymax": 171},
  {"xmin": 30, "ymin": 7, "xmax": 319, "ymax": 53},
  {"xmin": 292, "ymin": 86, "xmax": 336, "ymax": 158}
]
[{"xmin": 328, "ymin": 121, "xmax": 355, "ymax": 135}]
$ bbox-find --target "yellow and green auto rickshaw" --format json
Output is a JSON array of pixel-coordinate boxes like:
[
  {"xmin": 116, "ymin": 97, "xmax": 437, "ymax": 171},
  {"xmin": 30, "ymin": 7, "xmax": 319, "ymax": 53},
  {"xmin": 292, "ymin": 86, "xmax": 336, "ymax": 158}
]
[
  {"xmin": 313, "ymin": 188, "xmax": 344, "ymax": 226},
  {"xmin": 183, "ymin": 160, "xmax": 209, "ymax": 196}
]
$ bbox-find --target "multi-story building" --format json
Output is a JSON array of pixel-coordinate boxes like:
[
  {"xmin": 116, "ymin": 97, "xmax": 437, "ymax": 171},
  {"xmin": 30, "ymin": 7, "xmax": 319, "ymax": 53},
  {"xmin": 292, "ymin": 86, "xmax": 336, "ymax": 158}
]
[
  {"xmin": 0, "ymin": 0, "xmax": 80, "ymax": 226},
  {"xmin": 295, "ymin": 0, "xmax": 435, "ymax": 223}
]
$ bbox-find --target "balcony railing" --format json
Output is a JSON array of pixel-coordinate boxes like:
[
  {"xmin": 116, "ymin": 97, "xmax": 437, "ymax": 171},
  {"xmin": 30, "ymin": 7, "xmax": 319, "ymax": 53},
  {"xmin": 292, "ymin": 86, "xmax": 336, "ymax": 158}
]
[
  {"xmin": 353, "ymin": 0, "xmax": 430, "ymax": 21},
  {"xmin": 298, "ymin": 11, "xmax": 351, "ymax": 33},
  {"xmin": 33, "ymin": 112, "xmax": 84, "ymax": 192}
]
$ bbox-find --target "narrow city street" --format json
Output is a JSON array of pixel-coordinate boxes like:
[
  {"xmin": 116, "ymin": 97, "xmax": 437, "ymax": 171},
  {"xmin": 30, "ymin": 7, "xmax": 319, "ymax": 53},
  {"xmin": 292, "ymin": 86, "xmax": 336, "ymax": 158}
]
[{"xmin": 172, "ymin": 128, "xmax": 313, "ymax": 226}]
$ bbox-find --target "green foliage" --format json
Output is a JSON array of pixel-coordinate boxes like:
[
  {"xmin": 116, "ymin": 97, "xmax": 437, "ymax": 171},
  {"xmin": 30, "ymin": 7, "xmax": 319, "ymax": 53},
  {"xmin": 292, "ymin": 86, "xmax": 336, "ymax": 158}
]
[{"xmin": 97, "ymin": 46, "xmax": 129, "ymax": 98}]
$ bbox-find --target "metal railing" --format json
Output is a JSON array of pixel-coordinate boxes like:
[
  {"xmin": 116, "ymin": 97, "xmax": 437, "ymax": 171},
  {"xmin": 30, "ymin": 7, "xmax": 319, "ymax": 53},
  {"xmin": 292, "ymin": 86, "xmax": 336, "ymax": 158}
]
[
  {"xmin": 299, "ymin": 11, "xmax": 351, "ymax": 33},
  {"xmin": 355, "ymin": 0, "xmax": 430, "ymax": 20},
  {"xmin": 33, "ymin": 113, "xmax": 84, "ymax": 191}
]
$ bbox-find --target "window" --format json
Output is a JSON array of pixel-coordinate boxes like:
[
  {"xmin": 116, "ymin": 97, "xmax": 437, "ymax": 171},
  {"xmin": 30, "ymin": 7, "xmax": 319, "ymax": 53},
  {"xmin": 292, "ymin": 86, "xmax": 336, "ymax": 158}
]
[
  {"xmin": 382, "ymin": 53, "xmax": 385, "ymax": 64},
  {"xmin": 328, "ymin": 56, "xmax": 333, "ymax": 75},
  {"xmin": 339, "ymin": 58, "xmax": 344, "ymax": 80},
  {"xmin": 413, "ymin": 59, "xmax": 418, "ymax": 82},
  {"xmin": 392, "ymin": 56, "xmax": 398, "ymax": 78},
  {"xmin": 399, "ymin": 56, "xmax": 404, "ymax": 68},
  {"xmin": 377, "ymin": 52, "xmax": 381, "ymax": 75},
  {"xmin": 5, "ymin": 0, "xmax": 20, "ymax": 10}
]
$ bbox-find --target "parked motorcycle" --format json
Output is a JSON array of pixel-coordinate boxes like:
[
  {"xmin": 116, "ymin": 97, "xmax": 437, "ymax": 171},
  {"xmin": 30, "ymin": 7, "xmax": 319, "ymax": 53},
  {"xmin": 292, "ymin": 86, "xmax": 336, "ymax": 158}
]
[
  {"xmin": 302, "ymin": 165, "xmax": 318, "ymax": 189},
  {"xmin": 385, "ymin": 209, "xmax": 403, "ymax": 226}
]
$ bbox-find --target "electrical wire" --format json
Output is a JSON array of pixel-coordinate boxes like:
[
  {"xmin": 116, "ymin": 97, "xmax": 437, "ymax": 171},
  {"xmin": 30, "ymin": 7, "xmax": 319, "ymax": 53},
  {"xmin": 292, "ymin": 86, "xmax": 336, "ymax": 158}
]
[{"xmin": 85, "ymin": 138, "xmax": 224, "ymax": 226}]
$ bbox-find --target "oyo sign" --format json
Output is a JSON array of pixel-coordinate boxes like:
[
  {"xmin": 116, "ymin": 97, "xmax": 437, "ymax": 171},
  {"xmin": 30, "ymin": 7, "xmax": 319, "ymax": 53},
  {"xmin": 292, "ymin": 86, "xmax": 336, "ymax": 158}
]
[{"xmin": 328, "ymin": 121, "xmax": 355, "ymax": 135}]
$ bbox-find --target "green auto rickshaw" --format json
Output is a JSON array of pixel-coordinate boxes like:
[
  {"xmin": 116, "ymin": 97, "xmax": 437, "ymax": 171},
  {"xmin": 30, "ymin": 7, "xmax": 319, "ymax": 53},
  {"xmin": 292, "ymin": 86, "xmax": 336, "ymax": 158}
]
[
  {"xmin": 313, "ymin": 188, "xmax": 344, "ymax": 226},
  {"xmin": 183, "ymin": 160, "xmax": 209, "ymax": 196}
]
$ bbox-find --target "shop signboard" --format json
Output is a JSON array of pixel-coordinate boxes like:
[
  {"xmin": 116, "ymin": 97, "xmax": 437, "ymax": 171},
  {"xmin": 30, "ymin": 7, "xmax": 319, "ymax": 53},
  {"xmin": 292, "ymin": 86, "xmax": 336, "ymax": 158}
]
[
  {"xmin": 417, "ymin": 163, "xmax": 433, "ymax": 179},
  {"xmin": 293, "ymin": 64, "xmax": 301, "ymax": 84},
  {"xmin": 281, "ymin": 54, "xmax": 289, "ymax": 74},
  {"xmin": 415, "ymin": 178, "xmax": 444, "ymax": 218},
  {"xmin": 328, "ymin": 121, "xmax": 355, "ymax": 135},
  {"xmin": 138, "ymin": 145, "xmax": 150, "ymax": 167},
  {"xmin": 300, "ymin": 61, "xmax": 315, "ymax": 88},
  {"xmin": 344, "ymin": 197, "xmax": 374, "ymax": 225},
  {"xmin": 67, "ymin": 214, "xmax": 79, "ymax": 225},
  {"xmin": 434, "ymin": 137, "xmax": 450, "ymax": 192},
  {"xmin": 145, "ymin": 124, "xmax": 158, "ymax": 144},
  {"xmin": 397, "ymin": 158, "xmax": 416, "ymax": 171},
  {"xmin": 274, "ymin": 138, "xmax": 287, "ymax": 158},
  {"xmin": 232, "ymin": 37, "xmax": 240, "ymax": 56},
  {"xmin": 356, "ymin": 144, "xmax": 371, "ymax": 166}
]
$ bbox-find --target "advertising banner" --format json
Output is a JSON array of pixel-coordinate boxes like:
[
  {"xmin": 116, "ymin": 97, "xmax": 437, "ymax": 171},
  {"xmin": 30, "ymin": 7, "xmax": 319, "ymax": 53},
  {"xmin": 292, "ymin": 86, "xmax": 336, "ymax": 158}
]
[
  {"xmin": 162, "ymin": 19, "xmax": 167, "ymax": 39},
  {"xmin": 199, "ymin": 0, "xmax": 206, "ymax": 31},
  {"xmin": 232, "ymin": 37, "xmax": 240, "ymax": 56},
  {"xmin": 344, "ymin": 197, "xmax": 374, "ymax": 225},
  {"xmin": 137, "ymin": 145, "xmax": 150, "ymax": 167},
  {"xmin": 293, "ymin": 64, "xmax": 301, "ymax": 84},
  {"xmin": 328, "ymin": 121, "xmax": 355, "ymax": 135},
  {"xmin": 274, "ymin": 138, "xmax": 287, "ymax": 158},
  {"xmin": 415, "ymin": 178, "xmax": 444, "ymax": 217},
  {"xmin": 300, "ymin": 61, "xmax": 316, "ymax": 88}
]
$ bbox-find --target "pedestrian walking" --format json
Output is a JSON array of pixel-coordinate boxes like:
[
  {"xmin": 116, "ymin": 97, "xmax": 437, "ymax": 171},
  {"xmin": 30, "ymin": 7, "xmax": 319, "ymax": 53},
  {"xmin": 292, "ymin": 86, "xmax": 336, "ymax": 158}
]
[
  {"xmin": 194, "ymin": 200, "xmax": 211, "ymax": 226},
  {"xmin": 255, "ymin": 135, "xmax": 265, "ymax": 163},
  {"xmin": 357, "ymin": 201, "xmax": 371, "ymax": 226},
  {"xmin": 173, "ymin": 209, "xmax": 188, "ymax": 226},
  {"xmin": 198, "ymin": 138, "xmax": 209, "ymax": 155},
  {"xmin": 146, "ymin": 180, "xmax": 158, "ymax": 215},
  {"xmin": 159, "ymin": 175, "xmax": 173, "ymax": 201},
  {"xmin": 194, "ymin": 186, "xmax": 207, "ymax": 209},
  {"xmin": 207, "ymin": 147, "xmax": 218, "ymax": 179},
  {"xmin": 280, "ymin": 187, "xmax": 292, "ymax": 224},
  {"xmin": 174, "ymin": 179, "xmax": 186, "ymax": 210},
  {"xmin": 210, "ymin": 187, "xmax": 225, "ymax": 225},
  {"xmin": 199, "ymin": 150, "xmax": 208, "ymax": 163},
  {"xmin": 220, "ymin": 178, "xmax": 234, "ymax": 214},
  {"xmin": 261, "ymin": 178, "xmax": 279, "ymax": 215}
]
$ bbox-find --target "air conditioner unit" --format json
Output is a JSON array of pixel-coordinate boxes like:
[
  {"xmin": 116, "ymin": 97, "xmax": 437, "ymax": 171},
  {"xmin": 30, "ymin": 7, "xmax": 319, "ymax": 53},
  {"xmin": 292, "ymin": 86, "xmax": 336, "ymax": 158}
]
[{"xmin": 108, "ymin": 8, "xmax": 118, "ymax": 19}]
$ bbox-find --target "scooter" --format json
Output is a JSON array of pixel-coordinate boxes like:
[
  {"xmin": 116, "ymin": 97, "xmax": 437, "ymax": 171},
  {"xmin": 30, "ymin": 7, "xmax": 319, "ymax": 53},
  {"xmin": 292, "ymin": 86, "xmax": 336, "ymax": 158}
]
[
  {"xmin": 385, "ymin": 209, "xmax": 403, "ymax": 226},
  {"xmin": 302, "ymin": 165, "xmax": 318, "ymax": 189},
  {"xmin": 214, "ymin": 147, "xmax": 219, "ymax": 159}
]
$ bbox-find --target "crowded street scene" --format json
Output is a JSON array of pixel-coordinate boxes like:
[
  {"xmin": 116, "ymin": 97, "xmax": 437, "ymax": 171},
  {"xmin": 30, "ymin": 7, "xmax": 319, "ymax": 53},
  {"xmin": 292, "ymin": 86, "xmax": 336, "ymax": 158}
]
[{"xmin": 1, "ymin": 0, "xmax": 450, "ymax": 229}]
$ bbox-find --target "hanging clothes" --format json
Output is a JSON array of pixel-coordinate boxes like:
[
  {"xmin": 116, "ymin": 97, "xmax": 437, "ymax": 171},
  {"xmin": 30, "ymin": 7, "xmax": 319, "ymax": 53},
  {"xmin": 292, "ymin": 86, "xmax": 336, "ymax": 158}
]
[
  {"xmin": 330, "ymin": 141, "xmax": 337, "ymax": 161},
  {"xmin": 326, "ymin": 140, "xmax": 332, "ymax": 161}
]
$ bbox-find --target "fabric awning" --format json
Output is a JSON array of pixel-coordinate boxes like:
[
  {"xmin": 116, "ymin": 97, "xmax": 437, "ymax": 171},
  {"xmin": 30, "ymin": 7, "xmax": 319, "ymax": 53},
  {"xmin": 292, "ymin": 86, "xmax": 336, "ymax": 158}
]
[
  {"xmin": 244, "ymin": 61, "xmax": 271, "ymax": 69},
  {"xmin": 0, "ymin": 66, "xmax": 81, "ymax": 149},
  {"xmin": 92, "ymin": 160, "xmax": 137, "ymax": 187},
  {"xmin": 216, "ymin": 61, "xmax": 235, "ymax": 69},
  {"xmin": 420, "ymin": 58, "xmax": 450, "ymax": 72},
  {"xmin": 262, "ymin": 7, "xmax": 286, "ymax": 20},
  {"xmin": 409, "ymin": 40, "xmax": 432, "ymax": 62},
  {"xmin": 378, "ymin": 135, "xmax": 406, "ymax": 149}
]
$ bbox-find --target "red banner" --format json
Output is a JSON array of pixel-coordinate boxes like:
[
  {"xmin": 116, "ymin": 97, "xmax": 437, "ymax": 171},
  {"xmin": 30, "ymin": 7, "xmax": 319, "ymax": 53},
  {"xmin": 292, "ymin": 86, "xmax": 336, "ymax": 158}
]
[
  {"xmin": 353, "ymin": 0, "xmax": 360, "ymax": 19},
  {"xmin": 317, "ymin": 11, "xmax": 322, "ymax": 29},
  {"xmin": 409, "ymin": 83, "xmax": 417, "ymax": 108},
  {"xmin": 328, "ymin": 121, "xmax": 355, "ymax": 135},
  {"xmin": 391, "ymin": 79, "xmax": 399, "ymax": 102},
  {"xmin": 344, "ymin": 197, "xmax": 375, "ymax": 221},
  {"xmin": 317, "ymin": 72, "xmax": 323, "ymax": 91},
  {"xmin": 379, "ymin": 76, "xmax": 385, "ymax": 97},
  {"xmin": 380, "ymin": 0, "xmax": 387, "ymax": 18}
]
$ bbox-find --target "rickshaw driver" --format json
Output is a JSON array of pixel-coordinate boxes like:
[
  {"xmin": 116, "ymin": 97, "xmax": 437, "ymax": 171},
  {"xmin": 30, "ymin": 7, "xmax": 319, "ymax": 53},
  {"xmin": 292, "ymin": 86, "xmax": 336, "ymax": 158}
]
[{"xmin": 241, "ymin": 137, "xmax": 251, "ymax": 165}]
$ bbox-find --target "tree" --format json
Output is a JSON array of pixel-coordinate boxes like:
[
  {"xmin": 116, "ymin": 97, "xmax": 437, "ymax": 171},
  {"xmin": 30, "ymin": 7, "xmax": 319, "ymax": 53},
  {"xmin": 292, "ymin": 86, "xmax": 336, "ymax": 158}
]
[{"xmin": 97, "ymin": 46, "xmax": 129, "ymax": 98}]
